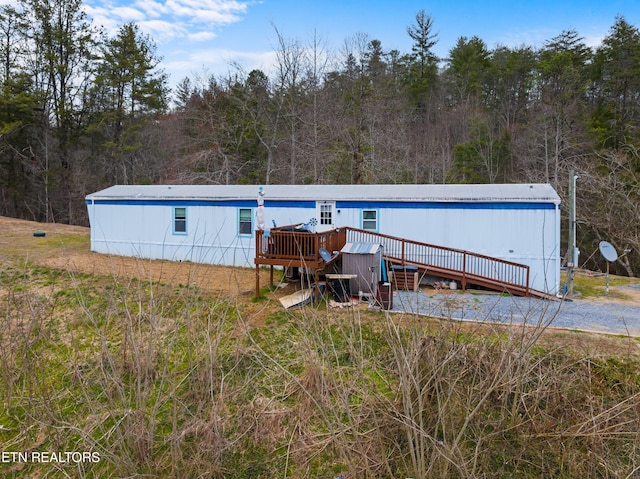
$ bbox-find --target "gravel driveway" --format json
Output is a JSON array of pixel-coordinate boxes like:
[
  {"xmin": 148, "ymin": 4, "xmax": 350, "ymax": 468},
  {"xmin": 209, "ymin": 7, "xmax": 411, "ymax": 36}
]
[{"xmin": 390, "ymin": 287, "xmax": 640, "ymax": 337}]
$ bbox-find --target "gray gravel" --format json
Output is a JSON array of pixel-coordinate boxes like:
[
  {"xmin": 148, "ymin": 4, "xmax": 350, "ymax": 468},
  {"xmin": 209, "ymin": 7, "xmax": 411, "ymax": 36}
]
[{"xmin": 389, "ymin": 287, "xmax": 640, "ymax": 337}]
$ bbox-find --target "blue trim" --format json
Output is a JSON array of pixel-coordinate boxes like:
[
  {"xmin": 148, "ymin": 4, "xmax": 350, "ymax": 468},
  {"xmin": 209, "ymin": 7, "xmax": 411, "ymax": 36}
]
[
  {"xmin": 86, "ymin": 198, "xmax": 555, "ymax": 210},
  {"xmin": 266, "ymin": 200, "xmax": 315, "ymax": 208},
  {"xmin": 337, "ymin": 201, "xmax": 556, "ymax": 210},
  {"xmin": 86, "ymin": 199, "xmax": 315, "ymax": 208},
  {"xmin": 89, "ymin": 199, "xmax": 256, "ymax": 207}
]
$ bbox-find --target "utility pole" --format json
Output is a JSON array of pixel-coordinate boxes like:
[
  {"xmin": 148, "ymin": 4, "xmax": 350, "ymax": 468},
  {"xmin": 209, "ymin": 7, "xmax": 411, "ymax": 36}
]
[{"xmin": 567, "ymin": 171, "xmax": 578, "ymax": 295}]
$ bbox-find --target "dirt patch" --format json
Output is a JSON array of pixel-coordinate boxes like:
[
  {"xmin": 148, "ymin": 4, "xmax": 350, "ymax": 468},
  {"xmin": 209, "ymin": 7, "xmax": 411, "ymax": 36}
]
[
  {"xmin": 2, "ymin": 216, "xmax": 639, "ymax": 356},
  {"xmin": 568, "ymin": 268, "xmax": 640, "ymax": 306},
  {"xmin": 0, "ymin": 216, "xmax": 277, "ymax": 298},
  {"xmin": 588, "ymin": 288, "xmax": 640, "ymax": 305},
  {"xmin": 5, "ymin": 216, "xmax": 638, "ymax": 305}
]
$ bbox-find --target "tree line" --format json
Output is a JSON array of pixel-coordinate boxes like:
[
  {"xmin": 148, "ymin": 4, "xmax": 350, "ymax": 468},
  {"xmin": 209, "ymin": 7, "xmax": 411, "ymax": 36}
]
[{"xmin": 1, "ymin": 3, "xmax": 640, "ymax": 275}]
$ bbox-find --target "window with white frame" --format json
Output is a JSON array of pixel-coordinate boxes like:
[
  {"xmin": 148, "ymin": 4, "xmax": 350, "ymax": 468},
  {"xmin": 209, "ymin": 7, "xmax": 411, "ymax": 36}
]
[
  {"xmin": 238, "ymin": 208, "xmax": 253, "ymax": 235},
  {"xmin": 319, "ymin": 203, "xmax": 333, "ymax": 226},
  {"xmin": 173, "ymin": 207, "xmax": 187, "ymax": 234},
  {"xmin": 362, "ymin": 209, "xmax": 378, "ymax": 231}
]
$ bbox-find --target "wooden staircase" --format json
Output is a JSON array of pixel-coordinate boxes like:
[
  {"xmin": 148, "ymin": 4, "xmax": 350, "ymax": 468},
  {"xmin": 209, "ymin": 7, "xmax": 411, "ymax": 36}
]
[
  {"xmin": 344, "ymin": 227, "xmax": 553, "ymax": 300},
  {"xmin": 254, "ymin": 225, "xmax": 553, "ymax": 300}
]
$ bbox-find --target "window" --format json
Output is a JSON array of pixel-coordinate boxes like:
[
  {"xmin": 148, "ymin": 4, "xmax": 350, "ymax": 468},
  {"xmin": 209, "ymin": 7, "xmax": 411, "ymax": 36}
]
[
  {"xmin": 239, "ymin": 208, "xmax": 253, "ymax": 235},
  {"xmin": 319, "ymin": 203, "xmax": 333, "ymax": 226},
  {"xmin": 362, "ymin": 209, "xmax": 378, "ymax": 231},
  {"xmin": 173, "ymin": 207, "xmax": 187, "ymax": 234}
]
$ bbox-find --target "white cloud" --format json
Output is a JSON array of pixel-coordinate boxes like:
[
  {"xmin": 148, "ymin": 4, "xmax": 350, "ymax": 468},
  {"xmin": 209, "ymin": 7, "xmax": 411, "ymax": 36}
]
[
  {"xmin": 189, "ymin": 9, "xmax": 243, "ymax": 24},
  {"xmin": 164, "ymin": 0, "xmax": 196, "ymax": 18},
  {"xmin": 161, "ymin": 47, "xmax": 278, "ymax": 86},
  {"xmin": 83, "ymin": 0, "xmax": 271, "ymax": 93},
  {"xmin": 584, "ymin": 34, "xmax": 605, "ymax": 49},
  {"xmin": 84, "ymin": 5, "xmax": 121, "ymax": 33},
  {"xmin": 84, "ymin": 0, "xmax": 251, "ymax": 42},
  {"xmin": 172, "ymin": 0, "xmax": 249, "ymax": 16},
  {"xmin": 130, "ymin": 0, "xmax": 249, "ymax": 24},
  {"xmin": 112, "ymin": 6, "xmax": 147, "ymax": 22},
  {"xmin": 138, "ymin": 19, "xmax": 187, "ymax": 41},
  {"xmin": 133, "ymin": 0, "xmax": 168, "ymax": 19},
  {"xmin": 188, "ymin": 31, "xmax": 217, "ymax": 42}
]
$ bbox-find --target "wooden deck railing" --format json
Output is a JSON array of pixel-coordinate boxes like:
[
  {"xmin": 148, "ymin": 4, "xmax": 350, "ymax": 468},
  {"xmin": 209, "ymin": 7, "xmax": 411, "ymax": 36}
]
[
  {"xmin": 254, "ymin": 224, "xmax": 542, "ymax": 298},
  {"xmin": 344, "ymin": 227, "xmax": 532, "ymax": 297},
  {"xmin": 255, "ymin": 225, "xmax": 347, "ymax": 267},
  {"xmin": 254, "ymin": 224, "xmax": 347, "ymax": 296}
]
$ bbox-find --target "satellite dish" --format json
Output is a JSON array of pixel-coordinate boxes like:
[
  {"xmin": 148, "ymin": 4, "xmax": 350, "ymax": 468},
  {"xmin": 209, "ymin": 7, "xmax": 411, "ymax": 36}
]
[
  {"xmin": 319, "ymin": 248, "xmax": 332, "ymax": 262},
  {"xmin": 599, "ymin": 241, "xmax": 618, "ymax": 263}
]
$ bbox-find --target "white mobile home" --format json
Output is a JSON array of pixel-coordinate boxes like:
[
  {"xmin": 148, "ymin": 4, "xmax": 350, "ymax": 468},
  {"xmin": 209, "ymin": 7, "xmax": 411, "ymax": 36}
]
[{"xmin": 85, "ymin": 183, "xmax": 561, "ymax": 294}]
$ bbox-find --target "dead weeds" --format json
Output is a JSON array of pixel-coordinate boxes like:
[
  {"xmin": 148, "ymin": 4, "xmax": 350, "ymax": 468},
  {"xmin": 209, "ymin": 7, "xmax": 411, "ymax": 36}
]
[{"xmin": 1, "ymin": 215, "xmax": 639, "ymax": 358}]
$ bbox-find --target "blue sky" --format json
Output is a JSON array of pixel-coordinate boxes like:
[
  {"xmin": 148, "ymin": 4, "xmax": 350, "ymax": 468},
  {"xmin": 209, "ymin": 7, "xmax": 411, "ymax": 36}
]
[{"xmin": 7, "ymin": 0, "xmax": 640, "ymax": 93}]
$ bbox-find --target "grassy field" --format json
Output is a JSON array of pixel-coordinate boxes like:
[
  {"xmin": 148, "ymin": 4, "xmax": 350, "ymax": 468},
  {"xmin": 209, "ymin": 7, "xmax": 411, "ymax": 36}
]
[{"xmin": 0, "ymin": 217, "xmax": 639, "ymax": 478}]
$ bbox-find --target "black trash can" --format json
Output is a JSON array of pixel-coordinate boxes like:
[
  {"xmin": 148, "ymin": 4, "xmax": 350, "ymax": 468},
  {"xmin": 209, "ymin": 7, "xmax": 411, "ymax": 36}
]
[
  {"xmin": 391, "ymin": 265, "xmax": 418, "ymax": 272},
  {"xmin": 332, "ymin": 279, "xmax": 351, "ymax": 302},
  {"xmin": 376, "ymin": 281, "xmax": 393, "ymax": 310}
]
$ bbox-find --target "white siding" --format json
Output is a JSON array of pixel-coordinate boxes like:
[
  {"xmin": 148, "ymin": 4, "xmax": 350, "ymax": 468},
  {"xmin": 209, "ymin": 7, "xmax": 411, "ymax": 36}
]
[
  {"xmin": 88, "ymin": 202, "xmax": 257, "ymax": 267},
  {"xmin": 86, "ymin": 183, "xmax": 561, "ymax": 294},
  {"xmin": 332, "ymin": 204, "xmax": 560, "ymax": 294}
]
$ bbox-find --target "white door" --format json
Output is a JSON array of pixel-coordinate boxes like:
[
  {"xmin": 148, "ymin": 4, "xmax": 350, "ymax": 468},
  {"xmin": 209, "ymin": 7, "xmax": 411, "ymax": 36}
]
[{"xmin": 316, "ymin": 201, "xmax": 336, "ymax": 231}]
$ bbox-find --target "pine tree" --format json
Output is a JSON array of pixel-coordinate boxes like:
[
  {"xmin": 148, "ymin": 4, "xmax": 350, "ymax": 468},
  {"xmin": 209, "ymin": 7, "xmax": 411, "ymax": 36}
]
[{"xmin": 88, "ymin": 22, "xmax": 168, "ymax": 184}]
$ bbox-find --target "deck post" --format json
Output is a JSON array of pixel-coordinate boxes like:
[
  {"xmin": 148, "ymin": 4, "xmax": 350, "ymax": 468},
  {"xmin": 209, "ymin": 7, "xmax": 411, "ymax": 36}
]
[
  {"xmin": 255, "ymin": 232, "xmax": 261, "ymax": 297},
  {"xmin": 270, "ymin": 265, "xmax": 274, "ymax": 287},
  {"xmin": 462, "ymin": 253, "xmax": 467, "ymax": 291},
  {"xmin": 255, "ymin": 264, "xmax": 260, "ymax": 297}
]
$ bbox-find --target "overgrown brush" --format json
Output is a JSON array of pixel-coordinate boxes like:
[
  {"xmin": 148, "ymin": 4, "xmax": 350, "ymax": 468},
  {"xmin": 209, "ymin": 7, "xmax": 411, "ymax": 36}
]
[{"xmin": 0, "ymin": 259, "xmax": 639, "ymax": 478}]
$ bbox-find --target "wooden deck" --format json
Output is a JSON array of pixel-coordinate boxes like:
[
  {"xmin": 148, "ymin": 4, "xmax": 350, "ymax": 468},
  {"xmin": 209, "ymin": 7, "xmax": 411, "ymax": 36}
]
[
  {"xmin": 254, "ymin": 225, "xmax": 551, "ymax": 300},
  {"xmin": 254, "ymin": 225, "xmax": 345, "ymax": 295}
]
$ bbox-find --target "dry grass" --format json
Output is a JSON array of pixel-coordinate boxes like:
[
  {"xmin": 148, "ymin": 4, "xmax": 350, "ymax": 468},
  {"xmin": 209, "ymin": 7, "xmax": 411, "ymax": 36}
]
[
  {"xmin": 0, "ymin": 216, "xmax": 273, "ymax": 294},
  {"xmin": 0, "ymin": 216, "xmax": 639, "ymax": 478}
]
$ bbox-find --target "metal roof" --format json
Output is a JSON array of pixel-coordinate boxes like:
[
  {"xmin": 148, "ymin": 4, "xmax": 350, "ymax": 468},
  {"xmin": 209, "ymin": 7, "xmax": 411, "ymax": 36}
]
[
  {"xmin": 86, "ymin": 183, "xmax": 560, "ymax": 203},
  {"xmin": 341, "ymin": 242, "xmax": 382, "ymax": 254}
]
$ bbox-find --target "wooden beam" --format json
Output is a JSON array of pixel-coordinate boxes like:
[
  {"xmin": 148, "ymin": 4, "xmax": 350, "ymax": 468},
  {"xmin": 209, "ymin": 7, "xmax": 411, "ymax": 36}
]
[{"xmin": 255, "ymin": 264, "xmax": 260, "ymax": 297}]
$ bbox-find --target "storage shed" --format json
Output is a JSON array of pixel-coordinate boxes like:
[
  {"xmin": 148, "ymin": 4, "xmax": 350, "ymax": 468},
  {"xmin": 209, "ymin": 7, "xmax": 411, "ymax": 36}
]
[
  {"xmin": 340, "ymin": 242, "xmax": 383, "ymax": 298},
  {"xmin": 85, "ymin": 183, "xmax": 561, "ymax": 294}
]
